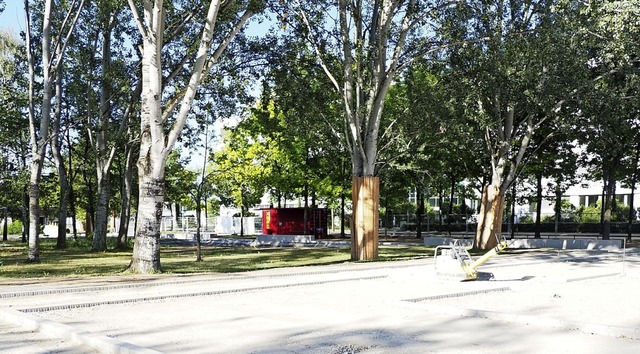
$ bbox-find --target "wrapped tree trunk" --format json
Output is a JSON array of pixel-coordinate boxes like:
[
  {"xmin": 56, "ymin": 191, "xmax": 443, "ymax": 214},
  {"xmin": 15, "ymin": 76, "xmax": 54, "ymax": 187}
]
[
  {"xmin": 474, "ymin": 184, "xmax": 505, "ymax": 250},
  {"xmin": 351, "ymin": 177, "xmax": 379, "ymax": 260}
]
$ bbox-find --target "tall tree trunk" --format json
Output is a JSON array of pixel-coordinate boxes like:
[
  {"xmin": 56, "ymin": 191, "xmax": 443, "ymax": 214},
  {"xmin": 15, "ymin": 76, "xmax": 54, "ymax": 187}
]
[
  {"xmin": 67, "ymin": 129, "xmax": 78, "ymax": 239},
  {"xmin": 340, "ymin": 186, "xmax": 346, "ymax": 237},
  {"xmin": 416, "ymin": 183, "xmax": 424, "ymax": 239},
  {"xmin": 629, "ymin": 184, "xmax": 636, "ymax": 242},
  {"xmin": 534, "ymin": 171, "xmax": 543, "ymax": 239},
  {"xmin": 130, "ymin": 12, "xmax": 166, "ymax": 272},
  {"xmin": 93, "ymin": 174, "xmax": 110, "ymax": 251},
  {"xmin": 627, "ymin": 144, "xmax": 639, "ymax": 242},
  {"xmin": 26, "ymin": 0, "xmax": 54, "ymax": 262},
  {"xmin": 52, "ymin": 133, "xmax": 69, "ymax": 248},
  {"xmin": 195, "ymin": 193, "xmax": 202, "ymax": 261},
  {"xmin": 447, "ymin": 175, "xmax": 456, "ymax": 235},
  {"xmin": 82, "ymin": 143, "xmax": 95, "ymax": 237},
  {"xmin": 303, "ymin": 182, "xmax": 309, "ymax": 235},
  {"xmin": 130, "ymin": 173, "xmax": 164, "ymax": 272},
  {"xmin": 437, "ymin": 188, "xmax": 444, "ymax": 226},
  {"xmin": 239, "ymin": 207, "xmax": 245, "ymax": 237},
  {"xmin": 52, "ymin": 51, "xmax": 68, "ymax": 249},
  {"xmin": 510, "ymin": 183, "xmax": 516, "ymax": 239},
  {"xmin": 127, "ymin": 0, "xmax": 253, "ymax": 273},
  {"xmin": 340, "ymin": 159, "xmax": 346, "ymax": 237},
  {"xmin": 21, "ymin": 183, "xmax": 28, "ymax": 243},
  {"xmin": 351, "ymin": 177, "xmax": 379, "ymax": 261},
  {"xmin": 602, "ymin": 171, "xmax": 615, "ymax": 240},
  {"xmin": 93, "ymin": 21, "xmax": 113, "ymax": 252},
  {"xmin": 117, "ymin": 145, "xmax": 134, "ymax": 248},
  {"xmin": 554, "ymin": 183, "xmax": 562, "ymax": 234}
]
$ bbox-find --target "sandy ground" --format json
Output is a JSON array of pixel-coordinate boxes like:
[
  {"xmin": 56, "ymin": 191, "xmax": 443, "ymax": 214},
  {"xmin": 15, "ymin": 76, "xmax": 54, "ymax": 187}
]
[
  {"xmin": 1, "ymin": 248, "xmax": 639, "ymax": 353},
  {"xmin": 0, "ymin": 321, "xmax": 98, "ymax": 354}
]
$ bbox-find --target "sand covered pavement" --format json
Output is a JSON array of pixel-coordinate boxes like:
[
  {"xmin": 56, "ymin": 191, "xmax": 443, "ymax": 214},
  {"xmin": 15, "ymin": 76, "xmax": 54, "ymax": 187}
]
[{"xmin": 1, "ymin": 248, "xmax": 639, "ymax": 353}]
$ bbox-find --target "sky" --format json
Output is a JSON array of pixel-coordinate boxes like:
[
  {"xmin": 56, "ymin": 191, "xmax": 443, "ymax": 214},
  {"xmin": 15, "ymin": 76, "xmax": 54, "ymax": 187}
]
[{"xmin": 0, "ymin": 1, "xmax": 25, "ymax": 35}]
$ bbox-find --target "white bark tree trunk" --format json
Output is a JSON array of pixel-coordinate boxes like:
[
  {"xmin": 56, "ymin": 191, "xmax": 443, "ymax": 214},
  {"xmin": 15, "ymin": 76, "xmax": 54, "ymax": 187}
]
[
  {"xmin": 26, "ymin": 0, "xmax": 53, "ymax": 261},
  {"xmin": 127, "ymin": 0, "xmax": 253, "ymax": 273}
]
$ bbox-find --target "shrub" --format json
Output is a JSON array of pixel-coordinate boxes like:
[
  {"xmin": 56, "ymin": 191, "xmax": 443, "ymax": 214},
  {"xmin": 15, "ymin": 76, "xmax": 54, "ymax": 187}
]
[{"xmin": 7, "ymin": 220, "xmax": 23, "ymax": 235}]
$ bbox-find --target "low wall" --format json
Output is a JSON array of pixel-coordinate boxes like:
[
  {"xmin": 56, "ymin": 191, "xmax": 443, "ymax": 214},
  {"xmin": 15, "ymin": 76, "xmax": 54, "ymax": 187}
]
[
  {"xmin": 256, "ymin": 235, "xmax": 316, "ymax": 243},
  {"xmin": 507, "ymin": 238, "xmax": 622, "ymax": 250},
  {"xmin": 424, "ymin": 237, "xmax": 473, "ymax": 247},
  {"xmin": 424, "ymin": 237, "xmax": 623, "ymax": 250}
]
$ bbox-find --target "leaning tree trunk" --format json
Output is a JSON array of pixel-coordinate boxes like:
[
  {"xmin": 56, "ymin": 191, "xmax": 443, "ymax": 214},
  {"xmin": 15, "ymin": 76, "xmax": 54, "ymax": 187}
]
[
  {"xmin": 351, "ymin": 177, "xmax": 379, "ymax": 260},
  {"xmin": 474, "ymin": 183, "xmax": 505, "ymax": 250}
]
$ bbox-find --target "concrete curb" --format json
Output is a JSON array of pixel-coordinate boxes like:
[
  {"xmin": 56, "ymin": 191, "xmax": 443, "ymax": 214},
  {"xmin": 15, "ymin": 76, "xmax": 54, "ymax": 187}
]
[{"xmin": 0, "ymin": 308, "xmax": 162, "ymax": 354}]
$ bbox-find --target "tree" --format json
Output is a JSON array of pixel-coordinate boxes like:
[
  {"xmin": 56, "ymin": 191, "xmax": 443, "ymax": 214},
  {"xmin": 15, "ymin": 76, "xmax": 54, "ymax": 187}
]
[
  {"xmin": 443, "ymin": 0, "xmax": 584, "ymax": 249},
  {"xmin": 575, "ymin": 0, "xmax": 640, "ymax": 239},
  {"xmin": 284, "ymin": 0, "xmax": 454, "ymax": 259},
  {"xmin": 126, "ymin": 0, "xmax": 257, "ymax": 273},
  {"xmin": 88, "ymin": 0, "xmax": 141, "ymax": 252},
  {"xmin": 211, "ymin": 127, "xmax": 266, "ymax": 237},
  {"xmin": 24, "ymin": 0, "xmax": 84, "ymax": 261},
  {"xmin": 0, "ymin": 30, "xmax": 29, "ymax": 242},
  {"xmin": 260, "ymin": 44, "xmax": 347, "ymax": 227}
]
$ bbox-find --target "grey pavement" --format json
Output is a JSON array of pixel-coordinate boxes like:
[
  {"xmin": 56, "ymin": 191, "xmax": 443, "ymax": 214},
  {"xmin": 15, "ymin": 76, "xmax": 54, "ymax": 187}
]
[{"xmin": 1, "ymin": 248, "xmax": 639, "ymax": 353}]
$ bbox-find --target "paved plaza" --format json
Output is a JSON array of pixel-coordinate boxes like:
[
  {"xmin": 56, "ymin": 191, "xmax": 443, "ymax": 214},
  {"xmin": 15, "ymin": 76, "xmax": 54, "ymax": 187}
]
[{"xmin": 1, "ymin": 247, "xmax": 639, "ymax": 353}]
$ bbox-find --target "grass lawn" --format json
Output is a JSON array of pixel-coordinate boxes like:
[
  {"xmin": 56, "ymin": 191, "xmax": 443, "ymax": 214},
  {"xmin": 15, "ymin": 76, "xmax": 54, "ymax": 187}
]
[{"xmin": 0, "ymin": 238, "xmax": 436, "ymax": 279}]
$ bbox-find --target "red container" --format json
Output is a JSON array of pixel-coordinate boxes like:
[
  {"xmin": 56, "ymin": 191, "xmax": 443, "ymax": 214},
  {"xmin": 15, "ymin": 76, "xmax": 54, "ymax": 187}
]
[{"xmin": 262, "ymin": 208, "xmax": 328, "ymax": 238}]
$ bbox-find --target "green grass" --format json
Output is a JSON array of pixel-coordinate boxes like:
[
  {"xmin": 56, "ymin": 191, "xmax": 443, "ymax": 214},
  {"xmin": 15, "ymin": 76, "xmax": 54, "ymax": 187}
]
[{"xmin": 0, "ymin": 239, "xmax": 435, "ymax": 279}]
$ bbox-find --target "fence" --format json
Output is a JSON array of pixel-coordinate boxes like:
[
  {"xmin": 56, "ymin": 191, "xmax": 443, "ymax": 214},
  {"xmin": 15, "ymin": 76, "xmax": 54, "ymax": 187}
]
[
  {"xmin": 160, "ymin": 216, "xmax": 262, "ymax": 235},
  {"xmin": 382, "ymin": 212, "xmax": 640, "ymax": 234}
]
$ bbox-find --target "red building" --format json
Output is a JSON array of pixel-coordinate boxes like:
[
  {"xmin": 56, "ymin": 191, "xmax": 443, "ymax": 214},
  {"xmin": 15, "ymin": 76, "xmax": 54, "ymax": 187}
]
[{"xmin": 261, "ymin": 208, "xmax": 328, "ymax": 238}]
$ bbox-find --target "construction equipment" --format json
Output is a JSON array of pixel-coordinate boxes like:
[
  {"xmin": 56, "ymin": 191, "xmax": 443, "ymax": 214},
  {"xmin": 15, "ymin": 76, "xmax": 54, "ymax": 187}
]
[{"xmin": 434, "ymin": 238, "xmax": 508, "ymax": 281}]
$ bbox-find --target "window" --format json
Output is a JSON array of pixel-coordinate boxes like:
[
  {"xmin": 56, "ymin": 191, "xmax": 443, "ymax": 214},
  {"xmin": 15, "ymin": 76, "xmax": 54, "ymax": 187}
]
[{"xmin": 408, "ymin": 189, "xmax": 416, "ymax": 203}]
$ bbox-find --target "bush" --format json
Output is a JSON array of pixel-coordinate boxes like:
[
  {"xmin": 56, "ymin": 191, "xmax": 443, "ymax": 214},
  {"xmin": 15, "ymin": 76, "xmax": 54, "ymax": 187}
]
[
  {"xmin": 7, "ymin": 220, "xmax": 23, "ymax": 235},
  {"xmin": 518, "ymin": 215, "xmax": 534, "ymax": 223}
]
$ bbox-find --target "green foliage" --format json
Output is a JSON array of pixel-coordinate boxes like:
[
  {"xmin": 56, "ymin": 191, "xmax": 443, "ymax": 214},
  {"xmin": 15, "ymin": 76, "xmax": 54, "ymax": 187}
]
[
  {"xmin": 518, "ymin": 215, "xmax": 534, "ymax": 224},
  {"xmin": 7, "ymin": 220, "xmax": 22, "ymax": 234},
  {"xmin": 165, "ymin": 150, "xmax": 197, "ymax": 207},
  {"xmin": 578, "ymin": 203, "xmax": 601, "ymax": 223},
  {"xmin": 210, "ymin": 127, "xmax": 268, "ymax": 214}
]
